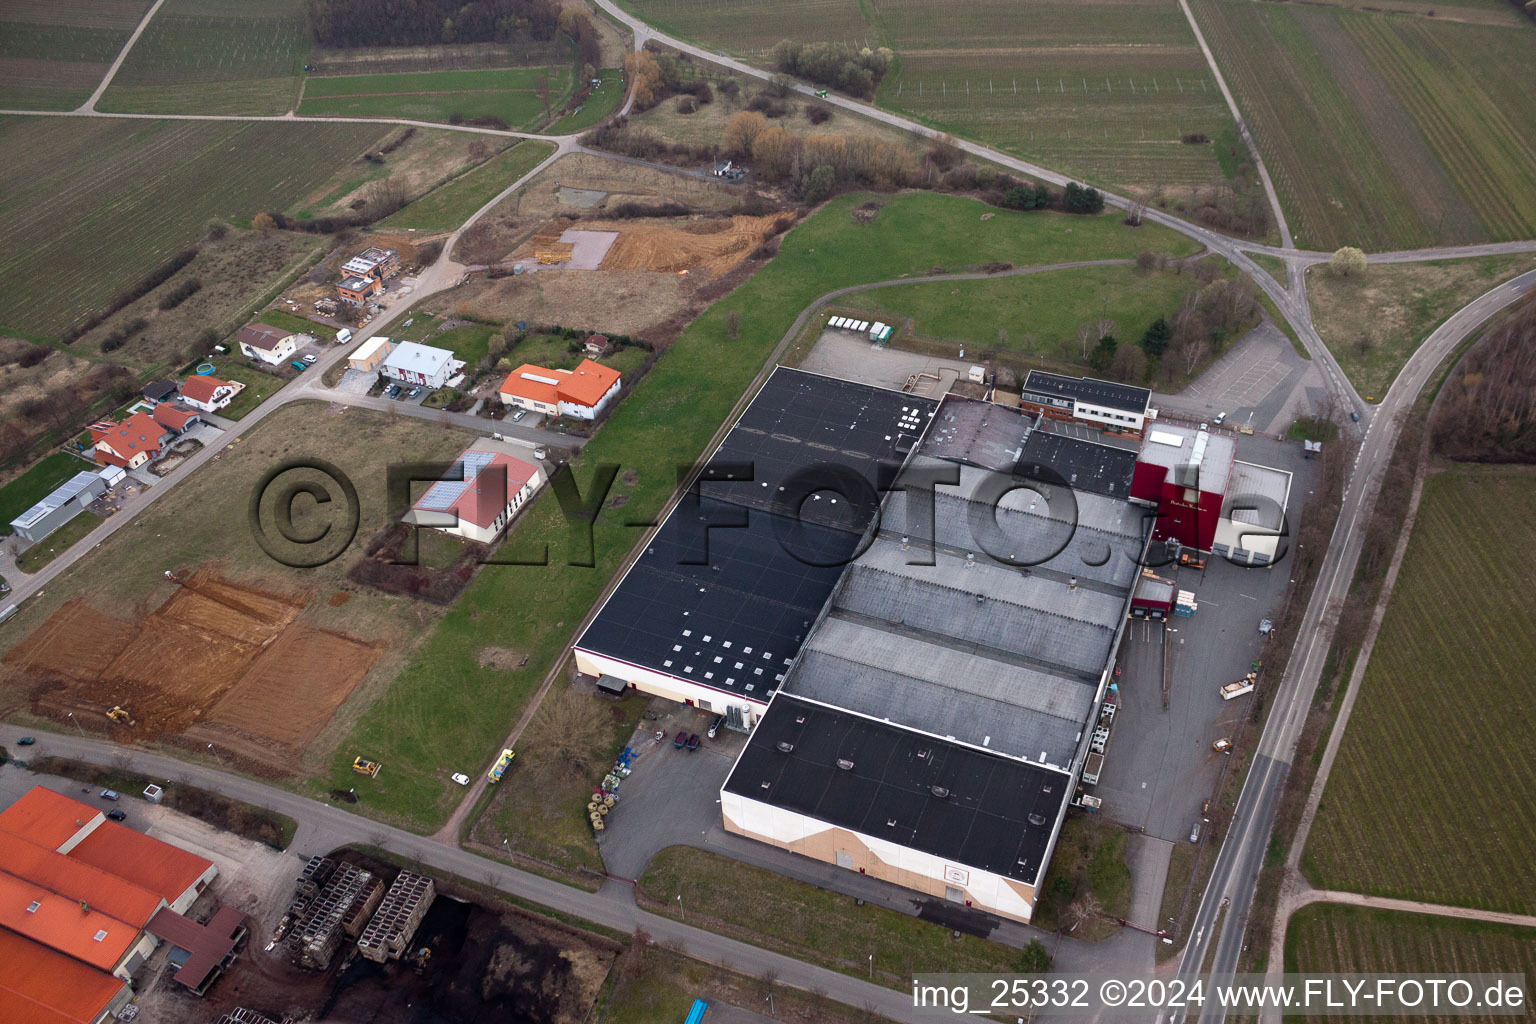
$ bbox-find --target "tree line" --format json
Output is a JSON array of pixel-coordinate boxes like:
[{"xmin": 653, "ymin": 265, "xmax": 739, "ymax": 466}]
[
  {"xmin": 310, "ymin": 0, "xmax": 562, "ymax": 48},
  {"xmin": 769, "ymin": 41, "xmax": 893, "ymax": 99},
  {"xmin": 1433, "ymin": 296, "xmax": 1536, "ymax": 462}
]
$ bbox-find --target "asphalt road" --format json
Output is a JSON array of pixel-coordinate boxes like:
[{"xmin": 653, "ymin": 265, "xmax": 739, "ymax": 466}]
[
  {"xmin": 1168, "ymin": 267, "xmax": 1536, "ymax": 1024},
  {"xmin": 1, "ymin": 729, "xmax": 928, "ymax": 1023}
]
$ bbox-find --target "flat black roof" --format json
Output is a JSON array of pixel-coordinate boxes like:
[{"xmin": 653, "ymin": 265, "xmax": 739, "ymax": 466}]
[
  {"xmin": 725, "ymin": 694, "xmax": 1070, "ymax": 885},
  {"xmin": 1022, "ymin": 371, "xmax": 1150, "ymax": 414},
  {"xmin": 1016, "ymin": 426, "xmax": 1138, "ymax": 500},
  {"xmin": 576, "ymin": 369, "xmax": 937, "ymax": 698}
]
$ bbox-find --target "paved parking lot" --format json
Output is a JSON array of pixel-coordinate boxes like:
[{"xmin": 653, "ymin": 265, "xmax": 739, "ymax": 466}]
[
  {"xmin": 334, "ymin": 368, "xmax": 376, "ymax": 395},
  {"xmin": 1155, "ymin": 319, "xmax": 1324, "ymax": 434}
]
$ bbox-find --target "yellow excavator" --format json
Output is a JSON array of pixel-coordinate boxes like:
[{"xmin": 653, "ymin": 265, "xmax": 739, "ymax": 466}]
[{"xmin": 105, "ymin": 706, "xmax": 135, "ymax": 726}]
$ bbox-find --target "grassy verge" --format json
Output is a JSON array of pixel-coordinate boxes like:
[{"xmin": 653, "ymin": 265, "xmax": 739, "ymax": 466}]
[
  {"xmin": 1258, "ymin": 291, "xmax": 1309, "ymax": 359},
  {"xmin": 16, "ymin": 513, "xmax": 101, "ymax": 573},
  {"xmin": 0, "ymin": 452, "xmax": 90, "ymax": 535},
  {"xmin": 1285, "ymin": 417, "xmax": 1339, "ymax": 442},
  {"xmin": 298, "ymin": 66, "xmax": 570, "ymax": 129},
  {"xmin": 547, "ymin": 70, "xmax": 625, "ymax": 134},
  {"xmin": 638, "ymin": 846, "xmax": 1035, "ymax": 989},
  {"xmin": 1308, "ymin": 253, "xmax": 1536, "ymax": 398},
  {"xmin": 1249, "ymin": 252, "xmax": 1288, "ymax": 286},
  {"xmin": 211, "ymin": 362, "xmax": 284, "ymax": 420},
  {"xmin": 328, "ymin": 191, "xmax": 1189, "ymax": 830},
  {"xmin": 381, "ymin": 139, "xmax": 556, "ymax": 233},
  {"xmin": 258, "ymin": 307, "xmax": 339, "ymax": 339},
  {"xmin": 1030, "ymin": 816, "xmax": 1132, "ymax": 941},
  {"xmin": 28, "ymin": 755, "xmax": 298, "ymax": 849}
]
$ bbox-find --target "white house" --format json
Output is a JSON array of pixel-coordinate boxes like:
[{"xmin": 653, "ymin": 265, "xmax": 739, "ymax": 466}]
[
  {"xmin": 380, "ymin": 341, "xmax": 463, "ymax": 390},
  {"xmin": 178, "ymin": 375, "xmax": 243, "ymax": 413},
  {"xmin": 237, "ymin": 324, "xmax": 299, "ymax": 366},
  {"xmin": 499, "ymin": 359, "xmax": 621, "ymax": 420},
  {"xmin": 402, "ymin": 446, "xmax": 546, "ymax": 543}
]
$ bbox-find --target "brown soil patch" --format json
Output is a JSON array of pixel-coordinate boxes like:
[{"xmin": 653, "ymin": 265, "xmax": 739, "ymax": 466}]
[
  {"xmin": 852, "ymin": 201, "xmax": 882, "ymax": 223},
  {"xmin": 620, "ymin": 469, "xmax": 639, "ymax": 486},
  {"xmin": 477, "ymin": 647, "xmax": 528, "ymax": 671},
  {"xmin": 591, "ymin": 215, "xmax": 779, "ymax": 276},
  {"xmin": 4, "ymin": 570, "xmax": 378, "ymax": 771},
  {"xmin": 329, "ymin": 590, "xmax": 351, "ymax": 606},
  {"xmin": 449, "ymin": 268, "xmax": 690, "ymax": 337}
]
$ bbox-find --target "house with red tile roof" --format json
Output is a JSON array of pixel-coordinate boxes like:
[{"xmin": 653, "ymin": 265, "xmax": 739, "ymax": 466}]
[
  {"xmin": 0, "ymin": 786, "xmax": 221, "ymax": 1021},
  {"xmin": 179, "ymin": 374, "xmax": 243, "ymax": 413},
  {"xmin": 402, "ymin": 445, "xmax": 546, "ymax": 544},
  {"xmin": 88, "ymin": 411, "xmax": 168, "ymax": 469},
  {"xmin": 152, "ymin": 402, "xmax": 202, "ymax": 435},
  {"xmin": 498, "ymin": 359, "xmax": 620, "ymax": 420}
]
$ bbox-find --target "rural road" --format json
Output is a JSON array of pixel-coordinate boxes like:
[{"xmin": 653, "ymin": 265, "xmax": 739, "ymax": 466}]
[
  {"xmin": 78, "ymin": 0, "xmax": 169, "ymax": 113},
  {"xmin": 1168, "ymin": 267, "xmax": 1536, "ymax": 1024},
  {"xmin": 1, "ymin": 729, "xmax": 928, "ymax": 1024}
]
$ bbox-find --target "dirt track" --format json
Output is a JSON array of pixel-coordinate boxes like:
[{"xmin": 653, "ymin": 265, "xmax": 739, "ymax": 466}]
[{"xmin": 4, "ymin": 570, "xmax": 378, "ymax": 772}]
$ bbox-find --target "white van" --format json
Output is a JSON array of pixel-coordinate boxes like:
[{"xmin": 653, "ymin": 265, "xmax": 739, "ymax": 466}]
[{"xmin": 335, "ymin": 328, "xmax": 353, "ymax": 344}]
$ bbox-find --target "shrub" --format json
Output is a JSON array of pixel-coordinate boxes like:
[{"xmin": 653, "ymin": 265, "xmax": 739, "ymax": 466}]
[
  {"xmin": 157, "ymin": 278, "xmax": 203, "ymax": 311},
  {"xmin": 805, "ymin": 105, "xmax": 831, "ymax": 125},
  {"xmin": 746, "ymin": 94, "xmax": 792, "ymax": 118},
  {"xmin": 1063, "ymin": 182, "xmax": 1105, "ymax": 214},
  {"xmin": 770, "ymin": 40, "xmax": 892, "ymax": 99},
  {"xmin": 1180, "ymin": 132, "xmax": 1210, "ymax": 144},
  {"xmin": 676, "ymin": 96, "xmax": 697, "ymax": 115}
]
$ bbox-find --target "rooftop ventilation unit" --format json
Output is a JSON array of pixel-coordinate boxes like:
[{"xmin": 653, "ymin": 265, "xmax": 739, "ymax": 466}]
[
  {"xmin": 930, "ymin": 786, "xmax": 950, "ymax": 799},
  {"xmin": 775, "ymin": 741, "xmax": 795, "ymax": 753},
  {"xmin": 836, "ymin": 758, "xmax": 855, "ymax": 771},
  {"xmin": 1027, "ymin": 813, "xmax": 1047, "ymax": 827}
]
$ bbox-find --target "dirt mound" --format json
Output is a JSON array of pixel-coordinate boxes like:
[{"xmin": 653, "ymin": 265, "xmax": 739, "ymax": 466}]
[
  {"xmin": 594, "ymin": 215, "xmax": 780, "ymax": 276},
  {"xmin": 5, "ymin": 570, "xmax": 378, "ymax": 770},
  {"xmin": 477, "ymin": 647, "xmax": 528, "ymax": 671}
]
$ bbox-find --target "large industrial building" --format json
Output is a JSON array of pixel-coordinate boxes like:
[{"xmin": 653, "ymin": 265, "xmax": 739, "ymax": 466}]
[{"xmin": 1018, "ymin": 370, "xmax": 1154, "ymax": 434}]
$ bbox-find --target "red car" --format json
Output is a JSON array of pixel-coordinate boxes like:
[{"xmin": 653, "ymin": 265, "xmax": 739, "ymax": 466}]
[
  {"xmin": 674, "ymin": 731, "xmax": 688, "ymax": 749},
  {"xmin": 686, "ymin": 733, "xmax": 701, "ymax": 752}
]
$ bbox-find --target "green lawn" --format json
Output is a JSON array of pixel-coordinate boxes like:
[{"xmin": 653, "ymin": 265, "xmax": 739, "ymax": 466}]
[
  {"xmin": 381, "ymin": 140, "xmax": 556, "ymax": 233},
  {"xmin": 258, "ymin": 308, "xmax": 338, "ymax": 340},
  {"xmin": 298, "ymin": 67, "xmax": 571, "ymax": 129},
  {"xmin": 210, "ymin": 363, "xmax": 283, "ymax": 420},
  {"xmin": 547, "ymin": 69, "xmax": 625, "ymax": 134},
  {"xmin": 17, "ymin": 512, "xmax": 102, "ymax": 573},
  {"xmin": 327, "ymin": 191, "xmax": 1189, "ymax": 829},
  {"xmin": 1307, "ymin": 253, "xmax": 1536, "ymax": 398},
  {"xmin": 1249, "ymin": 252, "xmax": 1288, "ymax": 286},
  {"xmin": 639, "ymin": 846, "xmax": 1032, "ymax": 987},
  {"xmin": 1303, "ymin": 467, "xmax": 1536, "ymax": 914},
  {"xmin": 0, "ymin": 453, "xmax": 92, "ymax": 535},
  {"xmin": 431, "ymin": 324, "xmax": 499, "ymax": 368},
  {"xmin": 1285, "ymin": 904, "xmax": 1536, "ymax": 1024}
]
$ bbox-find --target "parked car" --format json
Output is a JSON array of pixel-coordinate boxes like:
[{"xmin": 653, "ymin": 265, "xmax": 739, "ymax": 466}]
[
  {"xmin": 1350, "ymin": 410, "xmax": 1361, "ymax": 422},
  {"xmin": 106, "ymin": 809, "xmax": 127, "ymax": 822},
  {"xmin": 17, "ymin": 736, "xmax": 34, "ymax": 746},
  {"xmin": 511, "ymin": 409, "xmax": 527, "ymax": 422},
  {"xmin": 290, "ymin": 360, "xmax": 306, "ymax": 371},
  {"xmin": 335, "ymin": 328, "xmax": 353, "ymax": 344},
  {"xmin": 451, "ymin": 772, "xmax": 470, "ymax": 786},
  {"xmin": 386, "ymin": 384, "xmax": 401, "ymax": 398},
  {"xmin": 707, "ymin": 714, "xmax": 725, "ymax": 739},
  {"xmin": 686, "ymin": 733, "xmax": 701, "ymax": 751},
  {"xmin": 1189, "ymin": 821, "xmax": 1202, "ymax": 843},
  {"xmin": 1259, "ymin": 618, "xmax": 1273, "ymax": 636},
  {"xmin": 1213, "ymin": 411, "xmax": 1227, "ymax": 425},
  {"xmin": 673, "ymin": 731, "xmax": 688, "ymax": 749},
  {"xmin": 99, "ymin": 789, "xmax": 120, "ymax": 801},
  {"xmin": 408, "ymin": 387, "xmax": 421, "ymax": 399}
]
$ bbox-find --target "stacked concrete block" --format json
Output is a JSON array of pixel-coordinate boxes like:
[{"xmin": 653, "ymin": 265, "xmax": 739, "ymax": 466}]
[
  {"xmin": 287, "ymin": 862, "xmax": 376, "ymax": 970},
  {"xmin": 357, "ymin": 871, "xmax": 436, "ymax": 963}
]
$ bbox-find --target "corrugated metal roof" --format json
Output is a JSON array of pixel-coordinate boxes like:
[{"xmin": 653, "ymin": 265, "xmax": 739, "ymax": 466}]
[
  {"xmin": 0, "ymin": 928, "xmax": 126, "ymax": 1024},
  {"xmin": 10, "ymin": 471, "xmax": 100, "ymax": 529},
  {"xmin": 1226, "ymin": 461, "xmax": 1292, "ymax": 528}
]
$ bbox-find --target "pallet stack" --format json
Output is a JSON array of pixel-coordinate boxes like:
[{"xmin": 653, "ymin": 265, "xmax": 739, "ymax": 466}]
[{"xmin": 357, "ymin": 871, "xmax": 436, "ymax": 962}]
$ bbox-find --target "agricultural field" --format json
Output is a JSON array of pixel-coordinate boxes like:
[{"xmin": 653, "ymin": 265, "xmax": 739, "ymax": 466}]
[
  {"xmin": 98, "ymin": 0, "xmax": 310, "ymax": 115},
  {"xmin": 1303, "ymin": 467, "xmax": 1536, "ymax": 915},
  {"xmin": 381, "ymin": 139, "xmax": 557, "ymax": 233},
  {"xmin": 329, "ymin": 191, "xmax": 1190, "ymax": 830},
  {"xmin": 1189, "ymin": 0, "xmax": 1536, "ymax": 250},
  {"xmin": 0, "ymin": 116, "xmax": 388, "ymax": 340},
  {"xmin": 547, "ymin": 68, "xmax": 626, "ymax": 134},
  {"xmin": 1286, "ymin": 905, "xmax": 1536, "ymax": 1024},
  {"xmin": 619, "ymin": 0, "xmax": 873, "ymax": 54},
  {"xmin": 1307, "ymin": 252, "xmax": 1536, "ymax": 398},
  {"xmin": 297, "ymin": 65, "xmax": 573, "ymax": 129},
  {"xmin": 0, "ymin": 0, "xmax": 153, "ymax": 109},
  {"xmin": 0, "ymin": 403, "xmax": 475, "ymax": 777}
]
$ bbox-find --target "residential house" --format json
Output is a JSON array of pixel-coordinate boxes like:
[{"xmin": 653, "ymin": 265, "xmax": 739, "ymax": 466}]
[
  {"xmin": 237, "ymin": 325, "xmax": 298, "ymax": 366},
  {"xmin": 402, "ymin": 446, "xmax": 546, "ymax": 544},
  {"xmin": 499, "ymin": 359, "xmax": 621, "ymax": 420},
  {"xmin": 341, "ymin": 247, "xmax": 400, "ymax": 282},
  {"xmin": 151, "ymin": 402, "xmax": 202, "ymax": 435},
  {"xmin": 379, "ymin": 341, "xmax": 463, "ymax": 390},
  {"xmin": 179, "ymin": 376, "xmax": 243, "ymax": 414},
  {"xmin": 583, "ymin": 334, "xmax": 612, "ymax": 357},
  {"xmin": 88, "ymin": 411, "xmax": 168, "ymax": 470},
  {"xmin": 346, "ymin": 336, "xmax": 395, "ymax": 374},
  {"xmin": 336, "ymin": 275, "xmax": 383, "ymax": 305},
  {"xmin": 141, "ymin": 380, "xmax": 178, "ymax": 405},
  {"xmin": 8, "ymin": 470, "xmax": 107, "ymax": 544}
]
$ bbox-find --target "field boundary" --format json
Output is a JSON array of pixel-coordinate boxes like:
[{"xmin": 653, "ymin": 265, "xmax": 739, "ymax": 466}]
[{"xmin": 81, "ymin": 0, "xmax": 170, "ymax": 112}]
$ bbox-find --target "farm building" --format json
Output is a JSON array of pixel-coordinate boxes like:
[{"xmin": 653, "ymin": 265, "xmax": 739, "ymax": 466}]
[
  {"xmin": 0, "ymin": 787, "xmax": 220, "ymax": 1022},
  {"xmin": 346, "ymin": 336, "xmax": 395, "ymax": 374},
  {"xmin": 1019, "ymin": 370, "xmax": 1153, "ymax": 434},
  {"xmin": 380, "ymin": 341, "xmax": 464, "ymax": 390},
  {"xmin": 237, "ymin": 325, "xmax": 299, "ymax": 366},
  {"xmin": 401, "ymin": 444, "xmax": 546, "ymax": 543},
  {"xmin": 178, "ymin": 375, "xmax": 242, "ymax": 414},
  {"xmin": 498, "ymin": 360, "xmax": 621, "ymax": 420},
  {"xmin": 9, "ymin": 468, "xmax": 107, "ymax": 544},
  {"xmin": 88, "ymin": 411, "xmax": 169, "ymax": 469}
]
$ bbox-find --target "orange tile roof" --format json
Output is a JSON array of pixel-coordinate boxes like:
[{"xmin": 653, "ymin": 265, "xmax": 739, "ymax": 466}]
[
  {"xmin": 0, "ymin": 832, "xmax": 163, "ymax": 926},
  {"xmin": 0, "ymin": 871, "xmax": 136, "ymax": 971},
  {"xmin": 0, "ymin": 927, "xmax": 127, "ymax": 1024},
  {"xmin": 559, "ymin": 359, "xmax": 620, "ymax": 408},
  {"xmin": 0, "ymin": 788, "xmax": 97, "ymax": 850},
  {"xmin": 152, "ymin": 402, "xmax": 199, "ymax": 432},
  {"xmin": 179, "ymin": 375, "xmax": 233, "ymax": 405},
  {"xmin": 90, "ymin": 410, "xmax": 164, "ymax": 462},
  {"xmin": 499, "ymin": 364, "xmax": 562, "ymax": 406},
  {"xmin": 69, "ymin": 821, "xmax": 212, "ymax": 906}
]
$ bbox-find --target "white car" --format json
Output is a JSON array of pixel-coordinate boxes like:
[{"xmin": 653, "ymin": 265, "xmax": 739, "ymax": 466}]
[
  {"xmin": 302, "ymin": 353, "xmax": 317, "ymax": 364},
  {"xmin": 511, "ymin": 409, "xmax": 527, "ymax": 422},
  {"xmin": 451, "ymin": 772, "xmax": 470, "ymax": 786}
]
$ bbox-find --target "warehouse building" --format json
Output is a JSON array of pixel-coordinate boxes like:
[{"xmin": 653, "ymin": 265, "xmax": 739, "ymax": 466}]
[
  {"xmin": 1019, "ymin": 370, "xmax": 1154, "ymax": 434},
  {"xmin": 1131, "ymin": 422, "xmax": 1237, "ymax": 554},
  {"xmin": 9, "ymin": 469, "xmax": 108, "ymax": 544},
  {"xmin": 574, "ymin": 368, "xmax": 935, "ymax": 731},
  {"xmin": 402, "ymin": 445, "xmax": 546, "ymax": 544}
]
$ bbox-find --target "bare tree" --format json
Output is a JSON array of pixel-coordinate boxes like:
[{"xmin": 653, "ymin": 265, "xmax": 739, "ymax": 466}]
[
  {"xmin": 523, "ymin": 686, "xmax": 612, "ymax": 782},
  {"xmin": 1064, "ymin": 893, "xmax": 1103, "ymax": 932}
]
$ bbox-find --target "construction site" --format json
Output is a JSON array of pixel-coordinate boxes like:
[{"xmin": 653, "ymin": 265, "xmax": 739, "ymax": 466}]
[
  {"xmin": 175, "ymin": 849, "xmax": 617, "ymax": 1024},
  {"xmin": 1, "ymin": 570, "xmax": 381, "ymax": 773},
  {"xmin": 512, "ymin": 214, "xmax": 781, "ymax": 276}
]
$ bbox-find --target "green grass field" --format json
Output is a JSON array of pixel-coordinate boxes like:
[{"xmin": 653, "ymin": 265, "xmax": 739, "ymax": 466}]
[
  {"xmin": 619, "ymin": 0, "xmax": 872, "ymax": 54},
  {"xmin": 0, "ymin": 116, "xmax": 388, "ymax": 339},
  {"xmin": 1303, "ymin": 467, "xmax": 1536, "ymax": 914},
  {"xmin": 327, "ymin": 191, "xmax": 1191, "ymax": 829},
  {"xmin": 97, "ymin": 0, "xmax": 309, "ymax": 114},
  {"xmin": 257, "ymin": 308, "xmax": 338, "ymax": 341},
  {"xmin": 1286, "ymin": 904, "xmax": 1536, "ymax": 1024},
  {"xmin": 16, "ymin": 511, "xmax": 101, "ymax": 573},
  {"xmin": 297, "ymin": 66, "xmax": 570, "ymax": 129},
  {"xmin": 0, "ymin": 452, "xmax": 93, "ymax": 535},
  {"xmin": 546, "ymin": 69, "xmax": 625, "ymax": 134},
  {"xmin": 212, "ymin": 362, "xmax": 282, "ymax": 420},
  {"xmin": 381, "ymin": 140, "xmax": 556, "ymax": 232},
  {"xmin": 1307, "ymin": 252, "xmax": 1536, "ymax": 398},
  {"xmin": 1189, "ymin": 0, "xmax": 1536, "ymax": 250},
  {"xmin": 0, "ymin": 0, "xmax": 154, "ymax": 109}
]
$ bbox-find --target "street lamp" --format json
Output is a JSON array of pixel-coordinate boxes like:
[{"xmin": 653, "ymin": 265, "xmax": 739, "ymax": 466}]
[
  {"xmin": 677, "ymin": 893, "xmax": 685, "ymax": 921},
  {"xmin": 207, "ymin": 743, "xmax": 224, "ymax": 767},
  {"xmin": 67, "ymin": 712, "xmax": 85, "ymax": 736}
]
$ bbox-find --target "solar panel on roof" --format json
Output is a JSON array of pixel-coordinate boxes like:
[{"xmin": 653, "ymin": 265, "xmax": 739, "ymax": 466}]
[{"xmin": 416, "ymin": 450, "xmax": 496, "ymax": 511}]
